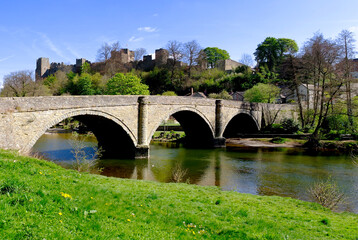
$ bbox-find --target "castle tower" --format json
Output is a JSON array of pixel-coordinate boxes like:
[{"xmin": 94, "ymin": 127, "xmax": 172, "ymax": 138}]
[
  {"xmin": 155, "ymin": 48, "xmax": 169, "ymax": 66},
  {"xmin": 35, "ymin": 57, "xmax": 50, "ymax": 80},
  {"xmin": 118, "ymin": 49, "xmax": 135, "ymax": 63}
]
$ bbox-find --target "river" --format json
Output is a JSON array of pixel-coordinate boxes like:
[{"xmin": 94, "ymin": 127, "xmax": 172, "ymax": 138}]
[{"xmin": 32, "ymin": 133, "xmax": 358, "ymax": 213}]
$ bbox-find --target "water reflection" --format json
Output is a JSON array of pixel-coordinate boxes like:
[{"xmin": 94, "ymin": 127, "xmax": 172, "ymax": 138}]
[{"xmin": 32, "ymin": 133, "xmax": 358, "ymax": 213}]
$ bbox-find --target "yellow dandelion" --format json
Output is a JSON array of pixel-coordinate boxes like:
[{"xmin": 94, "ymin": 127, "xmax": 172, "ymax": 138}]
[
  {"xmin": 58, "ymin": 212, "xmax": 63, "ymax": 216},
  {"xmin": 127, "ymin": 219, "xmax": 131, "ymax": 222},
  {"xmin": 39, "ymin": 171, "xmax": 43, "ymax": 175},
  {"xmin": 90, "ymin": 197, "xmax": 94, "ymax": 199},
  {"xmin": 29, "ymin": 199, "xmax": 33, "ymax": 202}
]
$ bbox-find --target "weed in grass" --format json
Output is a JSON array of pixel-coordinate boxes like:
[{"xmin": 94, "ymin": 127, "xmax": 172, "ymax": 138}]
[
  {"xmin": 171, "ymin": 163, "xmax": 188, "ymax": 183},
  {"xmin": 308, "ymin": 177, "xmax": 346, "ymax": 210},
  {"xmin": 69, "ymin": 132, "xmax": 103, "ymax": 173}
]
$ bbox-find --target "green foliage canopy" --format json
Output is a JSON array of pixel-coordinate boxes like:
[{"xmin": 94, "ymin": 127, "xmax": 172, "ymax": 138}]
[
  {"xmin": 244, "ymin": 83, "xmax": 280, "ymax": 103},
  {"xmin": 254, "ymin": 37, "xmax": 298, "ymax": 72},
  {"xmin": 105, "ymin": 73, "xmax": 149, "ymax": 95},
  {"xmin": 203, "ymin": 47, "xmax": 230, "ymax": 68}
]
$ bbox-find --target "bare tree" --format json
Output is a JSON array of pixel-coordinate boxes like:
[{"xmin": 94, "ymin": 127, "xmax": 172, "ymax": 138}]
[
  {"xmin": 134, "ymin": 48, "xmax": 147, "ymax": 61},
  {"xmin": 300, "ymin": 33, "xmax": 343, "ymax": 146},
  {"xmin": 1, "ymin": 70, "xmax": 35, "ymax": 97},
  {"xmin": 336, "ymin": 30, "xmax": 356, "ymax": 130},
  {"xmin": 240, "ymin": 53, "xmax": 254, "ymax": 67},
  {"xmin": 166, "ymin": 40, "xmax": 183, "ymax": 80},
  {"xmin": 183, "ymin": 40, "xmax": 202, "ymax": 77},
  {"xmin": 96, "ymin": 41, "xmax": 120, "ymax": 61}
]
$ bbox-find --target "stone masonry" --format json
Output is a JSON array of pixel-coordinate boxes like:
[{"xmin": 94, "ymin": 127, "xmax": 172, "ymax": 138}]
[{"xmin": 0, "ymin": 96, "xmax": 296, "ymax": 158}]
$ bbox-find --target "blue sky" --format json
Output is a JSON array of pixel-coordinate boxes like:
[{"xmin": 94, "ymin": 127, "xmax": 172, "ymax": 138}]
[{"xmin": 1, "ymin": 0, "xmax": 358, "ymax": 87}]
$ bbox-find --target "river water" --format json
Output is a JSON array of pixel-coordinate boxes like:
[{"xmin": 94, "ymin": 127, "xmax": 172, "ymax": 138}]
[{"xmin": 32, "ymin": 133, "xmax": 358, "ymax": 213}]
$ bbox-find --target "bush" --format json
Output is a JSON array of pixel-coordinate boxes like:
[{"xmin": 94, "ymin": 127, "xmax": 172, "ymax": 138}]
[
  {"xmin": 308, "ymin": 178, "xmax": 345, "ymax": 210},
  {"xmin": 270, "ymin": 137, "xmax": 286, "ymax": 144},
  {"xmin": 162, "ymin": 91, "xmax": 177, "ymax": 96},
  {"xmin": 281, "ymin": 118, "xmax": 299, "ymax": 134}
]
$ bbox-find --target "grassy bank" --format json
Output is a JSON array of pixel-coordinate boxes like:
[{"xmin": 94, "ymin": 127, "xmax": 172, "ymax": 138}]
[{"xmin": 0, "ymin": 150, "xmax": 357, "ymax": 239}]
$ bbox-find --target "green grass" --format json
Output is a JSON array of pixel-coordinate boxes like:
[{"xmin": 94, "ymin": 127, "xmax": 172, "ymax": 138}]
[{"xmin": 0, "ymin": 149, "xmax": 357, "ymax": 239}]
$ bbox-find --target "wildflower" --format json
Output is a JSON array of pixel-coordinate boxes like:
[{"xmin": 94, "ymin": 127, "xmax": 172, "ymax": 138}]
[
  {"xmin": 29, "ymin": 199, "xmax": 33, "ymax": 202},
  {"xmin": 60, "ymin": 220, "xmax": 63, "ymax": 223},
  {"xmin": 39, "ymin": 171, "xmax": 43, "ymax": 175},
  {"xmin": 90, "ymin": 197, "xmax": 94, "ymax": 199},
  {"xmin": 59, "ymin": 212, "xmax": 63, "ymax": 216},
  {"xmin": 60, "ymin": 192, "xmax": 72, "ymax": 199},
  {"xmin": 127, "ymin": 219, "xmax": 131, "ymax": 222},
  {"xmin": 131, "ymin": 213, "xmax": 135, "ymax": 217}
]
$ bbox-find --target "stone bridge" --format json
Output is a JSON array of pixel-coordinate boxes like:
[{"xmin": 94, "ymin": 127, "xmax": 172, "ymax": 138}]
[{"xmin": 0, "ymin": 96, "xmax": 296, "ymax": 158}]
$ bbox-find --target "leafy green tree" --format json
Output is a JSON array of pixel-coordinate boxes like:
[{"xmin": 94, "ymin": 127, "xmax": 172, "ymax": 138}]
[
  {"xmin": 105, "ymin": 73, "xmax": 149, "ymax": 95},
  {"xmin": 254, "ymin": 37, "xmax": 298, "ymax": 72},
  {"xmin": 203, "ymin": 47, "xmax": 230, "ymax": 68},
  {"xmin": 143, "ymin": 67, "xmax": 172, "ymax": 95},
  {"xmin": 244, "ymin": 83, "xmax": 280, "ymax": 103}
]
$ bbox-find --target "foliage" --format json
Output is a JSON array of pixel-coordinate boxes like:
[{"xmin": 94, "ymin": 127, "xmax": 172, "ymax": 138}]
[
  {"xmin": 203, "ymin": 47, "xmax": 230, "ymax": 68},
  {"xmin": 105, "ymin": 73, "xmax": 149, "ymax": 95},
  {"xmin": 280, "ymin": 118, "xmax": 300, "ymax": 134},
  {"xmin": 208, "ymin": 90, "xmax": 232, "ymax": 100},
  {"xmin": 309, "ymin": 178, "xmax": 346, "ymax": 210},
  {"xmin": 244, "ymin": 83, "xmax": 280, "ymax": 103},
  {"xmin": 254, "ymin": 37, "xmax": 298, "ymax": 72},
  {"xmin": 143, "ymin": 67, "xmax": 172, "ymax": 95},
  {"xmin": 0, "ymin": 149, "xmax": 358, "ymax": 239},
  {"xmin": 162, "ymin": 91, "xmax": 177, "ymax": 96},
  {"xmin": 270, "ymin": 137, "xmax": 287, "ymax": 144}
]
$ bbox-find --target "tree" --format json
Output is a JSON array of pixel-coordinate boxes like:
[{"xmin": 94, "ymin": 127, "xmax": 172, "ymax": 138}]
[
  {"xmin": 203, "ymin": 47, "xmax": 230, "ymax": 68},
  {"xmin": 1, "ymin": 70, "xmax": 35, "ymax": 97},
  {"xmin": 134, "ymin": 48, "xmax": 147, "ymax": 61},
  {"xmin": 244, "ymin": 83, "xmax": 280, "ymax": 103},
  {"xmin": 105, "ymin": 73, "xmax": 149, "ymax": 95},
  {"xmin": 96, "ymin": 41, "xmax": 120, "ymax": 61},
  {"xmin": 182, "ymin": 40, "xmax": 202, "ymax": 77},
  {"xmin": 254, "ymin": 37, "xmax": 298, "ymax": 72},
  {"xmin": 239, "ymin": 53, "xmax": 254, "ymax": 67},
  {"xmin": 300, "ymin": 33, "xmax": 343, "ymax": 146},
  {"xmin": 166, "ymin": 40, "xmax": 183, "ymax": 80},
  {"xmin": 336, "ymin": 30, "xmax": 356, "ymax": 130}
]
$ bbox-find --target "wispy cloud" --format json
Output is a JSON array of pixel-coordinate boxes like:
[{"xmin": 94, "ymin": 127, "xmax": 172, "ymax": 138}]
[
  {"xmin": 138, "ymin": 27, "xmax": 158, "ymax": 33},
  {"xmin": 0, "ymin": 55, "xmax": 14, "ymax": 62},
  {"xmin": 65, "ymin": 44, "xmax": 81, "ymax": 58},
  {"xmin": 37, "ymin": 32, "xmax": 71, "ymax": 62},
  {"xmin": 129, "ymin": 36, "xmax": 144, "ymax": 42}
]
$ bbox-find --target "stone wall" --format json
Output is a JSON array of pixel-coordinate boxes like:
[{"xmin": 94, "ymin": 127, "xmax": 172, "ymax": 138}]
[{"xmin": 0, "ymin": 96, "xmax": 297, "ymax": 158}]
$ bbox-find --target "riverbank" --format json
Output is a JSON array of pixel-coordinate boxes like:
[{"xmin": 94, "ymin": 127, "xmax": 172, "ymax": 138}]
[
  {"xmin": 0, "ymin": 149, "xmax": 357, "ymax": 239},
  {"xmin": 227, "ymin": 138, "xmax": 358, "ymax": 153}
]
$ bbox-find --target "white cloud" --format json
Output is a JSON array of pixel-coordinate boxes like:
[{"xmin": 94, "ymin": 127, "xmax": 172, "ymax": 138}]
[
  {"xmin": 0, "ymin": 55, "xmax": 14, "ymax": 62},
  {"xmin": 137, "ymin": 27, "xmax": 157, "ymax": 33},
  {"xmin": 129, "ymin": 36, "xmax": 144, "ymax": 42},
  {"xmin": 37, "ymin": 32, "xmax": 71, "ymax": 62}
]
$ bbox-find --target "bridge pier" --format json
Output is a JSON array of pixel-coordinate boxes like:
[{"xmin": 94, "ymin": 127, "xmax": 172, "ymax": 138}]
[
  {"xmin": 135, "ymin": 145, "xmax": 149, "ymax": 159},
  {"xmin": 136, "ymin": 96, "xmax": 150, "ymax": 158},
  {"xmin": 214, "ymin": 100, "xmax": 226, "ymax": 148}
]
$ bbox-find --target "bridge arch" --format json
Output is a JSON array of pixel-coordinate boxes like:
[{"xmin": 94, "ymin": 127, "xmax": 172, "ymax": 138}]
[
  {"xmin": 222, "ymin": 111, "xmax": 260, "ymax": 138},
  {"xmin": 148, "ymin": 107, "xmax": 215, "ymax": 147},
  {"xmin": 27, "ymin": 109, "xmax": 137, "ymax": 158}
]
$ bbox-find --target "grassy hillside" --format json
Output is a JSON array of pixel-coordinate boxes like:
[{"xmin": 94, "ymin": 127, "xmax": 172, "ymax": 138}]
[{"xmin": 0, "ymin": 149, "xmax": 357, "ymax": 239}]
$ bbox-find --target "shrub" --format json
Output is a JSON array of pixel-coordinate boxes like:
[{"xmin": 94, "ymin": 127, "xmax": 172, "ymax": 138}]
[
  {"xmin": 270, "ymin": 137, "xmax": 286, "ymax": 144},
  {"xmin": 308, "ymin": 178, "xmax": 345, "ymax": 210},
  {"xmin": 281, "ymin": 118, "xmax": 299, "ymax": 134}
]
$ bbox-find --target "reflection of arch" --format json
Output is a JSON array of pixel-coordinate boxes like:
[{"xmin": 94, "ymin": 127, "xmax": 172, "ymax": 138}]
[
  {"xmin": 27, "ymin": 110, "xmax": 137, "ymax": 158},
  {"xmin": 148, "ymin": 107, "xmax": 215, "ymax": 148},
  {"xmin": 223, "ymin": 112, "xmax": 259, "ymax": 138}
]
